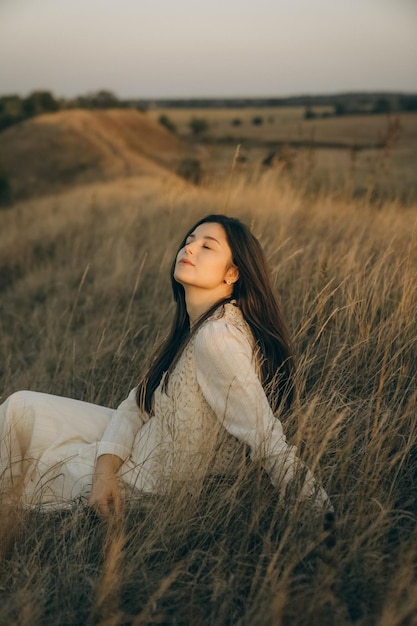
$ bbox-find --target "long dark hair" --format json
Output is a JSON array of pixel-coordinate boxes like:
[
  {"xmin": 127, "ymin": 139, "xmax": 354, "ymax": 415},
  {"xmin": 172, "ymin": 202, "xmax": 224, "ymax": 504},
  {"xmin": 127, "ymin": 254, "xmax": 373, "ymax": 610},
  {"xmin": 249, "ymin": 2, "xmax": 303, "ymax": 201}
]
[{"xmin": 137, "ymin": 214, "xmax": 295, "ymax": 414}]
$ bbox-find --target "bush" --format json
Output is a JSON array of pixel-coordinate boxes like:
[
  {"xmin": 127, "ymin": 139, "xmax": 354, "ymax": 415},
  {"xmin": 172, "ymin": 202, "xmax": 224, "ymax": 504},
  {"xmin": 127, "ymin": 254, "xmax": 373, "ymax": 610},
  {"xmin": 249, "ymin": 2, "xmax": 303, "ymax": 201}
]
[
  {"xmin": 334, "ymin": 102, "xmax": 346, "ymax": 116},
  {"xmin": 252, "ymin": 116, "xmax": 263, "ymax": 125},
  {"xmin": 373, "ymin": 98, "xmax": 392, "ymax": 114},
  {"xmin": 304, "ymin": 107, "xmax": 316, "ymax": 120},
  {"xmin": 399, "ymin": 95, "xmax": 417, "ymax": 111},
  {"xmin": 90, "ymin": 90, "xmax": 120, "ymax": 109},
  {"xmin": 0, "ymin": 95, "xmax": 25, "ymax": 130},
  {"xmin": 189, "ymin": 117, "xmax": 209, "ymax": 135},
  {"xmin": 158, "ymin": 114, "xmax": 176, "ymax": 134},
  {"xmin": 75, "ymin": 90, "xmax": 121, "ymax": 110},
  {"xmin": 0, "ymin": 164, "xmax": 11, "ymax": 208},
  {"xmin": 23, "ymin": 91, "xmax": 59, "ymax": 117},
  {"xmin": 177, "ymin": 158, "xmax": 202, "ymax": 184},
  {"xmin": 231, "ymin": 118, "xmax": 242, "ymax": 126}
]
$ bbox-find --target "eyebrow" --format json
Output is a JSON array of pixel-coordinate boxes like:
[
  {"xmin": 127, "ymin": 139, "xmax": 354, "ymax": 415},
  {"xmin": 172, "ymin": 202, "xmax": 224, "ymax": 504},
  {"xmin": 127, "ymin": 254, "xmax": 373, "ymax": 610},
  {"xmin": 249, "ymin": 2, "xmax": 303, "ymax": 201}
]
[{"xmin": 187, "ymin": 233, "xmax": 221, "ymax": 245}]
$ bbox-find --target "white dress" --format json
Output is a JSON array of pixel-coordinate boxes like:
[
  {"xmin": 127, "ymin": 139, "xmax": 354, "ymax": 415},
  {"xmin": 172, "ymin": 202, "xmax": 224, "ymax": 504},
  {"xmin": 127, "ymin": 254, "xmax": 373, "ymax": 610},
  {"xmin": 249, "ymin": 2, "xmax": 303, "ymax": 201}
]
[{"xmin": 0, "ymin": 303, "xmax": 328, "ymax": 508}]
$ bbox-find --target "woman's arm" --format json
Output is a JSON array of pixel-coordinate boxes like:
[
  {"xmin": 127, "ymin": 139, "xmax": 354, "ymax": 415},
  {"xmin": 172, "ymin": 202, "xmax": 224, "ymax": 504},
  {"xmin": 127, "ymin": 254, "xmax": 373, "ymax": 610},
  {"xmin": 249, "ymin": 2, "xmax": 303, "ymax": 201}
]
[
  {"xmin": 89, "ymin": 453, "xmax": 124, "ymax": 517},
  {"xmin": 96, "ymin": 386, "xmax": 149, "ymax": 461},
  {"xmin": 89, "ymin": 387, "xmax": 149, "ymax": 516},
  {"xmin": 194, "ymin": 320, "xmax": 332, "ymax": 509}
]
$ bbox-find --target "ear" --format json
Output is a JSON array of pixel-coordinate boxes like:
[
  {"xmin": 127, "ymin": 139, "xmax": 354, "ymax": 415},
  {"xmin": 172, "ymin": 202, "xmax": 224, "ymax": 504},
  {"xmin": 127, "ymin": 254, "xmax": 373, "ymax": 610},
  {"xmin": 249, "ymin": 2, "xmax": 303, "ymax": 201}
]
[{"xmin": 225, "ymin": 265, "xmax": 239, "ymax": 284}]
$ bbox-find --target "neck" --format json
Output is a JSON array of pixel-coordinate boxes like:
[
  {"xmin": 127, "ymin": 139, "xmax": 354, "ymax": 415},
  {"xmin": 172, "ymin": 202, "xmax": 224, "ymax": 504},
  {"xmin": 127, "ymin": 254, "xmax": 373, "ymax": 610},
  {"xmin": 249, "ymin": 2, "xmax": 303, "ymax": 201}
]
[{"xmin": 184, "ymin": 287, "xmax": 233, "ymax": 326}]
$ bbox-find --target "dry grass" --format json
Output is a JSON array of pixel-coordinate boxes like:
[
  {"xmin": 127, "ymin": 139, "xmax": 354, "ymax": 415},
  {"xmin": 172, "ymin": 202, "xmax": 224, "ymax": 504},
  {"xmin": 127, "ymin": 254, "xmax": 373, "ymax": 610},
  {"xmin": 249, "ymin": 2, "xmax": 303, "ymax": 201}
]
[
  {"xmin": 0, "ymin": 168, "xmax": 416, "ymax": 625},
  {"xmin": 148, "ymin": 107, "xmax": 417, "ymax": 201},
  {"xmin": 0, "ymin": 109, "xmax": 187, "ymax": 201}
]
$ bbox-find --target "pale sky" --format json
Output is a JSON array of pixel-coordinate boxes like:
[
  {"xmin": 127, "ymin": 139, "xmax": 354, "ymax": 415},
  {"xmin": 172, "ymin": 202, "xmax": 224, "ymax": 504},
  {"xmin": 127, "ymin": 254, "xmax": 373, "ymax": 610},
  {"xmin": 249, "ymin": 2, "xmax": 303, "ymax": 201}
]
[{"xmin": 0, "ymin": 0, "xmax": 416, "ymax": 99}]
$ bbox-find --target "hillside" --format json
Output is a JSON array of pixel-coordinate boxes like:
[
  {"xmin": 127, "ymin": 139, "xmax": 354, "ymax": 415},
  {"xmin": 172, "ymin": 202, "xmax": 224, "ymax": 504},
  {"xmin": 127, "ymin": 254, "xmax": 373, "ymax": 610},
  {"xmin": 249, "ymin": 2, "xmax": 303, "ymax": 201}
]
[
  {"xmin": 0, "ymin": 172, "xmax": 416, "ymax": 625},
  {"xmin": 0, "ymin": 108, "xmax": 186, "ymax": 201}
]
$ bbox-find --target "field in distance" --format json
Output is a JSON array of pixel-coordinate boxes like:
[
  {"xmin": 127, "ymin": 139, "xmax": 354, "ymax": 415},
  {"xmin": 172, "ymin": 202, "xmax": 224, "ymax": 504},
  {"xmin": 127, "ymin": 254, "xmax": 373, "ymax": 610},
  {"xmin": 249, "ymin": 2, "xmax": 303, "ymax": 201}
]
[{"xmin": 148, "ymin": 106, "xmax": 417, "ymax": 200}]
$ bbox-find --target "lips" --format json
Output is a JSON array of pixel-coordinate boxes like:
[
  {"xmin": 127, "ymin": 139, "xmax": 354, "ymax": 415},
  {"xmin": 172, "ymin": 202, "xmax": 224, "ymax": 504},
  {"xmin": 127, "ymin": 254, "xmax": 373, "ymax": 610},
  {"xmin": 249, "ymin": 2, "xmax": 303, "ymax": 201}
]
[{"xmin": 178, "ymin": 258, "xmax": 195, "ymax": 266}]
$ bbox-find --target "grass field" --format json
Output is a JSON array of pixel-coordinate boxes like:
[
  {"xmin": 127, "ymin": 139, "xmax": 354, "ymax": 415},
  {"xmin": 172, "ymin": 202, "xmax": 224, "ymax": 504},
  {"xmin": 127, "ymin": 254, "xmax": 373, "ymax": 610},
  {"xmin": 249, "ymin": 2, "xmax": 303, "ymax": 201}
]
[
  {"xmin": 0, "ymin": 160, "xmax": 416, "ymax": 625},
  {"xmin": 148, "ymin": 107, "xmax": 417, "ymax": 200}
]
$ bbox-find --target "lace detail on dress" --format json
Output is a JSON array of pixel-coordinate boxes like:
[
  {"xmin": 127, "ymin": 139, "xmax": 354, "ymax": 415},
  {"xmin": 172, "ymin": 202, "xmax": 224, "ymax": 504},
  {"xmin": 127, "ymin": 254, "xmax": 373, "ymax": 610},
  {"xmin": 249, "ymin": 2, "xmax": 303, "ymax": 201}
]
[{"xmin": 149, "ymin": 303, "xmax": 251, "ymax": 488}]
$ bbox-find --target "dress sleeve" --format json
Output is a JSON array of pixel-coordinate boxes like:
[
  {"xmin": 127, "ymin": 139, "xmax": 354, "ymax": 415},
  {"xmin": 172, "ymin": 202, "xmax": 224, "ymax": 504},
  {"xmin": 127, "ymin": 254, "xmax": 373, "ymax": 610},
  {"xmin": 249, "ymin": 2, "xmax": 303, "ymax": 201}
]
[
  {"xmin": 96, "ymin": 387, "xmax": 149, "ymax": 462},
  {"xmin": 194, "ymin": 320, "xmax": 331, "ymax": 507}
]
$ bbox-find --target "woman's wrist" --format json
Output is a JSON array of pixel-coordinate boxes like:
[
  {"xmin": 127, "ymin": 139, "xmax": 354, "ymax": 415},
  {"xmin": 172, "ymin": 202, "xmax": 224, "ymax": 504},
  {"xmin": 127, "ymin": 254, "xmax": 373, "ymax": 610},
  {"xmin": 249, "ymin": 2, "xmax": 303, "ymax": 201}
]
[{"xmin": 95, "ymin": 453, "xmax": 123, "ymax": 475}]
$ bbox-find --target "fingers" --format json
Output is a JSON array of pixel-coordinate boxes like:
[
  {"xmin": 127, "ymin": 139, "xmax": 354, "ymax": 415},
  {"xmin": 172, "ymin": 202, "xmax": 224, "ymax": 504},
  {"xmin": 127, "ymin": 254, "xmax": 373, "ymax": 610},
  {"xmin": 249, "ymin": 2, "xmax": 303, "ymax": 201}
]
[
  {"xmin": 88, "ymin": 489, "xmax": 121, "ymax": 519},
  {"xmin": 88, "ymin": 469, "xmax": 124, "ymax": 519},
  {"xmin": 109, "ymin": 490, "xmax": 122, "ymax": 518},
  {"xmin": 89, "ymin": 495, "xmax": 113, "ymax": 518},
  {"xmin": 98, "ymin": 497, "xmax": 111, "ymax": 518},
  {"xmin": 104, "ymin": 493, "xmax": 124, "ymax": 518}
]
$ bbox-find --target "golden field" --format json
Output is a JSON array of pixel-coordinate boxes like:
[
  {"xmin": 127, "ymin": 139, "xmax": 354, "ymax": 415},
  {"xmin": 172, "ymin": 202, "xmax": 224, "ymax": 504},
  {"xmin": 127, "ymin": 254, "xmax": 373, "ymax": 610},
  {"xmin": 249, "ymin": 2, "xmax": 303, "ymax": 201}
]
[
  {"xmin": 148, "ymin": 106, "xmax": 417, "ymax": 200},
  {"xmin": 0, "ymin": 108, "xmax": 416, "ymax": 625}
]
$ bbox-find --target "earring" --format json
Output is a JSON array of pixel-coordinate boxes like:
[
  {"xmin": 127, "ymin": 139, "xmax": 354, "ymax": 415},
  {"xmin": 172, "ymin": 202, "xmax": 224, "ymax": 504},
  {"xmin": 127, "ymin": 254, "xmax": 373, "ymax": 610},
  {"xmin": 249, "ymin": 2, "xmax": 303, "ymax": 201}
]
[{"xmin": 226, "ymin": 279, "xmax": 231, "ymax": 285}]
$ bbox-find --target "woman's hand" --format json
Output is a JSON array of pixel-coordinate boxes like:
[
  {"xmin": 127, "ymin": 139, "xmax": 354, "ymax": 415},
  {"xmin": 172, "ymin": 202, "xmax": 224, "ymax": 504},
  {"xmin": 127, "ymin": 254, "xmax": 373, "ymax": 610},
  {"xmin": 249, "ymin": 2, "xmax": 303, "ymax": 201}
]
[
  {"xmin": 278, "ymin": 459, "xmax": 334, "ymax": 514},
  {"xmin": 298, "ymin": 466, "xmax": 334, "ymax": 514},
  {"xmin": 89, "ymin": 454, "xmax": 124, "ymax": 518}
]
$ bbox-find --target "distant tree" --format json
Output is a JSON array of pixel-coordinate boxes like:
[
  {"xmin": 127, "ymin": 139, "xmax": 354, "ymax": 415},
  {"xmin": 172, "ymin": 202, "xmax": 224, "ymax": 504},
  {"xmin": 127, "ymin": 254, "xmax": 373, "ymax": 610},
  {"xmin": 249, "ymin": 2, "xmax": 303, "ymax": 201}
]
[
  {"xmin": 262, "ymin": 145, "xmax": 293, "ymax": 171},
  {"xmin": 189, "ymin": 117, "xmax": 209, "ymax": 135},
  {"xmin": 304, "ymin": 106, "xmax": 316, "ymax": 120},
  {"xmin": 0, "ymin": 163, "xmax": 11, "ymax": 207},
  {"xmin": 334, "ymin": 102, "xmax": 346, "ymax": 116},
  {"xmin": 177, "ymin": 158, "xmax": 202, "ymax": 184},
  {"xmin": 75, "ymin": 90, "xmax": 120, "ymax": 109},
  {"xmin": 23, "ymin": 91, "xmax": 59, "ymax": 117},
  {"xmin": 252, "ymin": 116, "xmax": 263, "ymax": 125},
  {"xmin": 158, "ymin": 114, "xmax": 177, "ymax": 133},
  {"xmin": 0, "ymin": 95, "xmax": 25, "ymax": 130},
  {"xmin": 373, "ymin": 98, "xmax": 391, "ymax": 114},
  {"xmin": 89, "ymin": 90, "xmax": 120, "ymax": 109},
  {"xmin": 0, "ymin": 95, "xmax": 24, "ymax": 117},
  {"xmin": 74, "ymin": 95, "xmax": 92, "ymax": 109},
  {"xmin": 399, "ymin": 95, "xmax": 417, "ymax": 111}
]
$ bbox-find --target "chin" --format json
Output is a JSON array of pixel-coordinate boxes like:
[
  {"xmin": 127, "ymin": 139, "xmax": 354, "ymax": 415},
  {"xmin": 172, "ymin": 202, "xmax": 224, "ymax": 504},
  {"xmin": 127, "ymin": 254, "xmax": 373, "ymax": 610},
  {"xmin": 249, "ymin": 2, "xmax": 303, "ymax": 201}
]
[{"xmin": 173, "ymin": 270, "xmax": 186, "ymax": 285}]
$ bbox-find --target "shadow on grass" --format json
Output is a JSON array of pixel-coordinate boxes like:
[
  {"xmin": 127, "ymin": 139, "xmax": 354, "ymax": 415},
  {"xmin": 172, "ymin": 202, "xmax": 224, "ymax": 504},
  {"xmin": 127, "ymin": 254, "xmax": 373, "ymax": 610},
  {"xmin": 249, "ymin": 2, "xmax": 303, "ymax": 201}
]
[{"xmin": 0, "ymin": 471, "xmax": 339, "ymax": 626}]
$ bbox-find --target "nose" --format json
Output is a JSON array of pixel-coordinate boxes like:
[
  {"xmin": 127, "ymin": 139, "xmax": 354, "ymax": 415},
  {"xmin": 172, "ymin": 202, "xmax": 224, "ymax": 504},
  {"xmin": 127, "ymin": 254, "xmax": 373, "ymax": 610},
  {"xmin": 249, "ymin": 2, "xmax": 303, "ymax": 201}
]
[{"xmin": 184, "ymin": 241, "xmax": 194, "ymax": 254}]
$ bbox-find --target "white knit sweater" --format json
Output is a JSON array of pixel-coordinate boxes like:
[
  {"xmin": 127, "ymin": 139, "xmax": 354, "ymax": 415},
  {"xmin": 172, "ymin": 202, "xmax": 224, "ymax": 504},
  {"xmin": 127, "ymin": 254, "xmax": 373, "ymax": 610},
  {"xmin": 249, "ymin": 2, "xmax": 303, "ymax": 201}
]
[{"xmin": 96, "ymin": 303, "xmax": 329, "ymax": 504}]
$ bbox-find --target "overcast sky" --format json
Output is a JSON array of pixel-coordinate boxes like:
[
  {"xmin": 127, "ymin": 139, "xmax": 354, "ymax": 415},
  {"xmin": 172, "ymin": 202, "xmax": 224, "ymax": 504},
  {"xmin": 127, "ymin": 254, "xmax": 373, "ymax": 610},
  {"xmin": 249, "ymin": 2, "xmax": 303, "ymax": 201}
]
[{"xmin": 0, "ymin": 0, "xmax": 416, "ymax": 99}]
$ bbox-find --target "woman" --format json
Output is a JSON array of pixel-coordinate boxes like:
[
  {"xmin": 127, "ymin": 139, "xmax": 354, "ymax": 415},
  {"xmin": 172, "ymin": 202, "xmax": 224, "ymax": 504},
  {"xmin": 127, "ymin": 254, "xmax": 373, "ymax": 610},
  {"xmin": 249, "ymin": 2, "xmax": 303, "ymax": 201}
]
[{"xmin": 0, "ymin": 214, "xmax": 331, "ymax": 516}]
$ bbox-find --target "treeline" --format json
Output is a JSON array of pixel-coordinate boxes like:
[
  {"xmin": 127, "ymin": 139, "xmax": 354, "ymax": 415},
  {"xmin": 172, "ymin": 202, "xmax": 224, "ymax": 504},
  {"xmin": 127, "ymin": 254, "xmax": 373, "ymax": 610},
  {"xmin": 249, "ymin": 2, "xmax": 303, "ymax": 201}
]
[
  {"xmin": 137, "ymin": 92, "xmax": 417, "ymax": 112},
  {"xmin": 1, "ymin": 89, "xmax": 417, "ymax": 134},
  {"xmin": 0, "ymin": 90, "xmax": 135, "ymax": 132},
  {"xmin": 304, "ymin": 95, "xmax": 417, "ymax": 120},
  {"xmin": 0, "ymin": 91, "xmax": 58, "ymax": 131}
]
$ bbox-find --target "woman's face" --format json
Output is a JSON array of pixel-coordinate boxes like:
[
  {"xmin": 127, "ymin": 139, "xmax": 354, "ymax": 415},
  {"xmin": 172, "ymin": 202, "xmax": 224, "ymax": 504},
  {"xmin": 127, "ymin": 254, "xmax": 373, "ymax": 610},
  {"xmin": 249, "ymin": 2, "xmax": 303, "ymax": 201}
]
[{"xmin": 174, "ymin": 222, "xmax": 238, "ymax": 291}]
